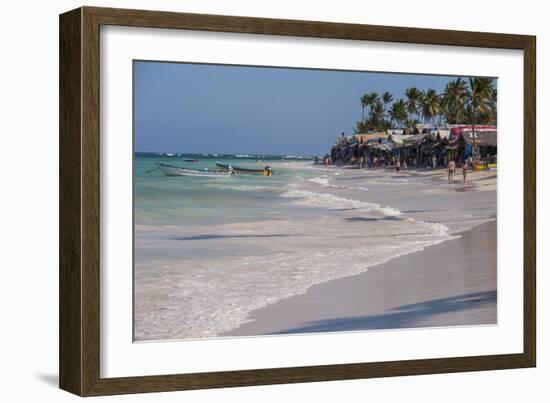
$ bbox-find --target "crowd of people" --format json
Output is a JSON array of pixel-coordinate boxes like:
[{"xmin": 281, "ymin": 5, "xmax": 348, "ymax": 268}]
[{"xmin": 314, "ymin": 151, "xmax": 495, "ymax": 185}]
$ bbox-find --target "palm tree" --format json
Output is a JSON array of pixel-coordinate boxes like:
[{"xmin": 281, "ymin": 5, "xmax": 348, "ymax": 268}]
[
  {"xmin": 421, "ymin": 89, "xmax": 441, "ymax": 124},
  {"xmin": 388, "ymin": 99, "xmax": 408, "ymax": 128},
  {"xmin": 405, "ymin": 87, "xmax": 422, "ymax": 122},
  {"xmin": 365, "ymin": 100, "xmax": 386, "ymax": 131},
  {"xmin": 354, "ymin": 121, "xmax": 368, "ymax": 134},
  {"xmin": 360, "ymin": 92, "xmax": 380, "ymax": 124},
  {"xmin": 466, "ymin": 77, "xmax": 495, "ymax": 152},
  {"xmin": 441, "ymin": 78, "xmax": 468, "ymax": 124},
  {"xmin": 368, "ymin": 92, "xmax": 380, "ymax": 110},
  {"xmin": 360, "ymin": 94, "xmax": 369, "ymax": 123},
  {"xmin": 382, "ymin": 92, "xmax": 394, "ymax": 117},
  {"xmin": 487, "ymin": 87, "xmax": 498, "ymax": 124}
]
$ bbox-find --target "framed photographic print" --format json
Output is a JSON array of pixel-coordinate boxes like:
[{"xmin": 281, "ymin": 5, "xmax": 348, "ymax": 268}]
[{"xmin": 59, "ymin": 6, "xmax": 536, "ymax": 396}]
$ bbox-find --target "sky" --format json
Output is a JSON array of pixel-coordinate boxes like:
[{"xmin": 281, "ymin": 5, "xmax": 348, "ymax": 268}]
[{"xmin": 134, "ymin": 61, "xmax": 485, "ymax": 156}]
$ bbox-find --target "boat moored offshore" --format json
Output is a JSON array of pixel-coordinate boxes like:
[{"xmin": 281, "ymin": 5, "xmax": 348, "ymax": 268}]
[
  {"xmin": 157, "ymin": 163, "xmax": 234, "ymax": 177},
  {"xmin": 215, "ymin": 162, "xmax": 273, "ymax": 176}
]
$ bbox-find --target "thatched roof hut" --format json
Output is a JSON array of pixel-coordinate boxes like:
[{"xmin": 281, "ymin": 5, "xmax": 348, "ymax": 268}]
[
  {"xmin": 354, "ymin": 133, "xmax": 388, "ymax": 143},
  {"xmin": 460, "ymin": 131, "xmax": 497, "ymax": 147}
]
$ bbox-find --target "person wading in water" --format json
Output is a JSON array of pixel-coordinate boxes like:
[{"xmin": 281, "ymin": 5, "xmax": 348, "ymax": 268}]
[{"xmin": 448, "ymin": 159, "xmax": 456, "ymax": 184}]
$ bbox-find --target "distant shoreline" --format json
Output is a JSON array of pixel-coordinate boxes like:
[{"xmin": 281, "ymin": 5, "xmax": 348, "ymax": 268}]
[{"xmin": 134, "ymin": 151, "xmax": 316, "ymax": 159}]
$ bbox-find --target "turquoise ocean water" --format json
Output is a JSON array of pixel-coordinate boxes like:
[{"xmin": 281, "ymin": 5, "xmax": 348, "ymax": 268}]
[{"xmin": 134, "ymin": 153, "xmax": 319, "ymax": 227}]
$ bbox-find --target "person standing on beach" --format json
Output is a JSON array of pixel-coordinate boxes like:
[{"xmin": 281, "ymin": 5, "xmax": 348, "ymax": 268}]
[
  {"xmin": 448, "ymin": 159, "xmax": 456, "ymax": 184},
  {"xmin": 462, "ymin": 161, "xmax": 468, "ymax": 183}
]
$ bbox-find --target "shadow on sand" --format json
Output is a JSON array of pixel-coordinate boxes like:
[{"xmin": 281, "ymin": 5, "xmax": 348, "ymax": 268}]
[{"xmin": 270, "ymin": 290, "xmax": 497, "ymax": 334}]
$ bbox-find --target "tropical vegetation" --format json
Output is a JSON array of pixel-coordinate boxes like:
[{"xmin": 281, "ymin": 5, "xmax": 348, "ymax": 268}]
[{"xmin": 354, "ymin": 77, "xmax": 497, "ymax": 133}]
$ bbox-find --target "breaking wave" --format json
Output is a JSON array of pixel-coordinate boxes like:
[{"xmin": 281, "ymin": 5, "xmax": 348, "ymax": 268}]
[
  {"xmin": 205, "ymin": 183, "xmax": 278, "ymax": 192},
  {"xmin": 308, "ymin": 175, "xmax": 368, "ymax": 191},
  {"xmin": 281, "ymin": 189, "xmax": 401, "ymax": 217}
]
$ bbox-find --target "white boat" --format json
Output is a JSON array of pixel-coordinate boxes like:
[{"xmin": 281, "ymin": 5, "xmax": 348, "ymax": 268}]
[
  {"xmin": 215, "ymin": 162, "xmax": 273, "ymax": 176},
  {"xmin": 157, "ymin": 163, "xmax": 234, "ymax": 177}
]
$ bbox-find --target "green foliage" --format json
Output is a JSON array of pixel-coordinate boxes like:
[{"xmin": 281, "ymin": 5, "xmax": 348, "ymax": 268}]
[
  {"xmin": 405, "ymin": 87, "xmax": 422, "ymax": 120},
  {"xmin": 467, "ymin": 77, "xmax": 497, "ymax": 125},
  {"xmin": 356, "ymin": 78, "xmax": 496, "ymax": 132},
  {"xmin": 421, "ymin": 88, "xmax": 440, "ymax": 124},
  {"xmin": 388, "ymin": 99, "xmax": 408, "ymax": 128},
  {"xmin": 382, "ymin": 91, "xmax": 394, "ymax": 108},
  {"xmin": 441, "ymin": 78, "xmax": 468, "ymax": 124}
]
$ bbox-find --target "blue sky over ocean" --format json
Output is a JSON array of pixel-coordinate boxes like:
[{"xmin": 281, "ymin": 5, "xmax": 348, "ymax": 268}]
[{"xmin": 134, "ymin": 61, "xmax": 478, "ymax": 156}]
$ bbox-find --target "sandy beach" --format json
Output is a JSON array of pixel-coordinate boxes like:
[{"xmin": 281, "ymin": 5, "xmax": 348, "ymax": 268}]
[{"xmin": 227, "ymin": 219, "xmax": 496, "ymax": 336}]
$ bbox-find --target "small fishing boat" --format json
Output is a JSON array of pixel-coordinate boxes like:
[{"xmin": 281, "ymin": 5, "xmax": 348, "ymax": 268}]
[
  {"xmin": 182, "ymin": 158, "xmax": 199, "ymax": 163},
  {"xmin": 215, "ymin": 162, "xmax": 273, "ymax": 176},
  {"xmin": 473, "ymin": 162, "xmax": 497, "ymax": 171},
  {"xmin": 157, "ymin": 163, "xmax": 234, "ymax": 177}
]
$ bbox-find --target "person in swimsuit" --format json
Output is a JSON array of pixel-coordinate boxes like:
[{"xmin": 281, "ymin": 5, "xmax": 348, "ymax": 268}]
[{"xmin": 448, "ymin": 159, "xmax": 456, "ymax": 184}]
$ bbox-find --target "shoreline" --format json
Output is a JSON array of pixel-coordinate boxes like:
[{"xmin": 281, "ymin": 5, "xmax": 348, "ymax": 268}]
[{"xmin": 226, "ymin": 219, "xmax": 496, "ymax": 336}]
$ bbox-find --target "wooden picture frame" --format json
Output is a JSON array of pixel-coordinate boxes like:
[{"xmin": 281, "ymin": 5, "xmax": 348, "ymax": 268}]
[{"xmin": 59, "ymin": 6, "xmax": 536, "ymax": 396}]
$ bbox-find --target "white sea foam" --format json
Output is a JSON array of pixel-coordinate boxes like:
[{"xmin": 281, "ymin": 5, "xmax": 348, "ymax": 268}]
[
  {"xmin": 281, "ymin": 189, "xmax": 400, "ymax": 216},
  {"xmin": 134, "ymin": 215, "xmax": 455, "ymax": 340},
  {"xmin": 309, "ymin": 175, "xmax": 368, "ymax": 191},
  {"xmin": 205, "ymin": 183, "xmax": 278, "ymax": 192},
  {"xmin": 308, "ymin": 176, "xmax": 331, "ymax": 187},
  {"xmin": 404, "ymin": 218, "xmax": 451, "ymax": 236},
  {"xmin": 343, "ymin": 185, "xmax": 369, "ymax": 191},
  {"xmin": 368, "ymin": 179, "xmax": 426, "ymax": 186}
]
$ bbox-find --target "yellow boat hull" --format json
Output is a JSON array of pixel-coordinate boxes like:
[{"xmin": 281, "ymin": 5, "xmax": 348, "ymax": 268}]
[{"xmin": 473, "ymin": 163, "xmax": 497, "ymax": 171}]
